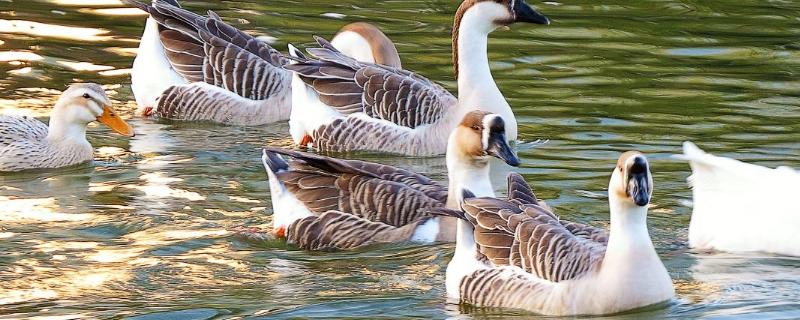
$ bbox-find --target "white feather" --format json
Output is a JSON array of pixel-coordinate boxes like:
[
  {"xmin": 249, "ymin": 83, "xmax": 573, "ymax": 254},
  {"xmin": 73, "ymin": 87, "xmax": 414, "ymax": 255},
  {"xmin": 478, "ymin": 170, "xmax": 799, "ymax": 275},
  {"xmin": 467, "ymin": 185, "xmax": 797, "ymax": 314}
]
[{"xmin": 679, "ymin": 141, "xmax": 800, "ymax": 256}]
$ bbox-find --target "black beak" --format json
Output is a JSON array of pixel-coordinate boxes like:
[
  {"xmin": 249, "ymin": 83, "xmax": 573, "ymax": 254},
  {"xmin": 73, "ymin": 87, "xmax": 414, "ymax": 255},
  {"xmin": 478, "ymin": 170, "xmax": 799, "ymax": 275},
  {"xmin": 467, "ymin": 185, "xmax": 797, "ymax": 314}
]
[
  {"xmin": 486, "ymin": 132, "xmax": 520, "ymax": 167},
  {"xmin": 626, "ymin": 158, "xmax": 651, "ymax": 206},
  {"xmin": 514, "ymin": 0, "xmax": 550, "ymax": 25}
]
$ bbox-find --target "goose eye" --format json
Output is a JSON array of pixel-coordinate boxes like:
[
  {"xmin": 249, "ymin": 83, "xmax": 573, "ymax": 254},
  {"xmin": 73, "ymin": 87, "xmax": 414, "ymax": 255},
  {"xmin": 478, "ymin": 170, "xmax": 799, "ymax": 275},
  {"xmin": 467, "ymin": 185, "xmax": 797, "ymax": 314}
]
[
  {"xmin": 82, "ymin": 93, "xmax": 91, "ymax": 99},
  {"xmin": 471, "ymin": 125, "xmax": 481, "ymax": 131}
]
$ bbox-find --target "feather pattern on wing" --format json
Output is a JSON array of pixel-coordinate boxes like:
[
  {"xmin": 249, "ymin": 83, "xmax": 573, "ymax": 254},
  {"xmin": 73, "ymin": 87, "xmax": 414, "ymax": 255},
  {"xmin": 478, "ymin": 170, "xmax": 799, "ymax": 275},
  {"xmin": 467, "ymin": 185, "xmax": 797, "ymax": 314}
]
[
  {"xmin": 285, "ymin": 37, "xmax": 456, "ymax": 129},
  {"xmin": 460, "ymin": 176, "xmax": 607, "ymax": 283},
  {"xmin": 287, "ymin": 210, "xmax": 432, "ymax": 251},
  {"xmin": 130, "ymin": 0, "xmax": 290, "ymax": 101},
  {"xmin": 266, "ymin": 148, "xmax": 448, "ymax": 228}
]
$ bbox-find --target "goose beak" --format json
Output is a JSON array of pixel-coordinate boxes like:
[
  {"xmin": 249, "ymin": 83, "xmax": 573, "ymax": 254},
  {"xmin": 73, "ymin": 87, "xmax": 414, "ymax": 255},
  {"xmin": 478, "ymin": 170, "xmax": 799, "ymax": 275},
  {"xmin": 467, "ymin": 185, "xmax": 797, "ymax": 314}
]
[
  {"xmin": 97, "ymin": 104, "xmax": 135, "ymax": 137},
  {"xmin": 514, "ymin": 0, "xmax": 550, "ymax": 25},
  {"xmin": 486, "ymin": 133, "xmax": 520, "ymax": 167},
  {"xmin": 626, "ymin": 157, "xmax": 651, "ymax": 206}
]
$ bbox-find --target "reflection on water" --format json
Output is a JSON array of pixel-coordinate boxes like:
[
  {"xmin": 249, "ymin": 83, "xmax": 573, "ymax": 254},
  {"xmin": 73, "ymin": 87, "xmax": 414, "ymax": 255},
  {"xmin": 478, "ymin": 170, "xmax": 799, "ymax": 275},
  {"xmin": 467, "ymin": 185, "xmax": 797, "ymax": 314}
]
[{"xmin": 0, "ymin": 0, "xmax": 799, "ymax": 318}]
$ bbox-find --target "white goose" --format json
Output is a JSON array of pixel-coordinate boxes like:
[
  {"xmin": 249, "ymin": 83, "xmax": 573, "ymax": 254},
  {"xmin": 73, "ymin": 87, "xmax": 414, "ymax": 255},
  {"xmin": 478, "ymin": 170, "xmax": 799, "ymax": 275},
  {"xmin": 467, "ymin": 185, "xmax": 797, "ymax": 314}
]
[
  {"xmin": 285, "ymin": 0, "xmax": 549, "ymax": 155},
  {"xmin": 439, "ymin": 152, "xmax": 674, "ymax": 315},
  {"xmin": 0, "ymin": 83, "xmax": 134, "ymax": 172},
  {"xmin": 126, "ymin": 0, "xmax": 401, "ymax": 125},
  {"xmin": 261, "ymin": 111, "xmax": 519, "ymax": 250},
  {"xmin": 679, "ymin": 141, "xmax": 800, "ymax": 256}
]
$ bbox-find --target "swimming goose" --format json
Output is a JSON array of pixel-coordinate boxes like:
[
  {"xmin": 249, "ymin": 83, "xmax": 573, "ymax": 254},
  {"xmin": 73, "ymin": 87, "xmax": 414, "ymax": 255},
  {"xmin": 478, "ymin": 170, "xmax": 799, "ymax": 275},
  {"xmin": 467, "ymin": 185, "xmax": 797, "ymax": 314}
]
[
  {"xmin": 679, "ymin": 141, "xmax": 800, "ymax": 257},
  {"xmin": 285, "ymin": 0, "xmax": 549, "ymax": 155},
  {"xmin": 261, "ymin": 111, "xmax": 519, "ymax": 250},
  {"xmin": 0, "ymin": 83, "xmax": 134, "ymax": 172},
  {"xmin": 439, "ymin": 152, "xmax": 674, "ymax": 315},
  {"xmin": 127, "ymin": 0, "xmax": 401, "ymax": 125}
]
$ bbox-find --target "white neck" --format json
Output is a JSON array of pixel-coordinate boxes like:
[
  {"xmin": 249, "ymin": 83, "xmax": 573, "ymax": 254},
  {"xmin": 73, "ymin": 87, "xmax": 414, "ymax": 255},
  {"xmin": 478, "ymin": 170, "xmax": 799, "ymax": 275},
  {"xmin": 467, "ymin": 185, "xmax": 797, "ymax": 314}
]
[
  {"xmin": 454, "ymin": 9, "xmax": 517, "ymax": 139},
  {"xmin": 602, "ymin": 174, "xmax": 660, "ymax": 274},
  {"xmin": 46, "ymin": 109, "xmax": 89, "ymax": 144},
  {"xmin": 445, "ymin": 136, "xmax": 495, "ymax": 250}
]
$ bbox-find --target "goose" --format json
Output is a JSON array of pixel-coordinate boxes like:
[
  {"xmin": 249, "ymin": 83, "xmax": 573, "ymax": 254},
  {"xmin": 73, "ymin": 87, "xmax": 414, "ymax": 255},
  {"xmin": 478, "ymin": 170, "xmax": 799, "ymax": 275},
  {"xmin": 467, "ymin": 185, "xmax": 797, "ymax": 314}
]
[
  {"xmin": 260, "ymin": 111, "xmax": 519, "ymax": 250},
  {"xmin": 126, "ymin": 0, "xmax": 401, "ymax": 125},
  {"xmin": 437, "ymin": 151, "xmax": 674, "ymax": 315},
  {"xmin": 0, "ymin": 83, "xmax": 134, "ymax": 172},
  {"xmin": 285, "ymin": 0, "xmax": 549, "ymax": 155},
  {"xmin": 678, "ymin": 141, "xmax": 800, "ymax": 257}
]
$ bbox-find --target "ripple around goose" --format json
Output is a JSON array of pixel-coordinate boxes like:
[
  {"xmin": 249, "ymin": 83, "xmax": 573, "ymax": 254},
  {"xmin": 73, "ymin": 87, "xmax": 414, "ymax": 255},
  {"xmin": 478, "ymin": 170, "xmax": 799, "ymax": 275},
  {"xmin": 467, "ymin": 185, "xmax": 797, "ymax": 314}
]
[
  {"xmin": 285, "ymin": 0, "xmax": 549, "ymax": 155},
  {"xmin": 260, "ymin": 111, "xmax": 520, "ymax": 251},
  {"xmin": 0, "ymin": 83, "xmax": 134, "ymax": 172},
  {"xmin": 126, "ymin": 0, "xmax": 401, "ymax": 125}
]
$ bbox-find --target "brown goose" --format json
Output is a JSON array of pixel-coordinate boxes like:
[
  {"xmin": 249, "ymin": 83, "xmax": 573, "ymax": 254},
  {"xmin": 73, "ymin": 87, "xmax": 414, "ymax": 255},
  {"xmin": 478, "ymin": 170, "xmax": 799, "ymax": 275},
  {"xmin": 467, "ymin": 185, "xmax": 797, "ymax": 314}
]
[
  {"xmin": 0, "ymin": 83, "xmax": 134, "ymax": 171},
  {"xmin": 126, "ymin": 0, "xmax": 401, "ymax": 125},
  {"xmin": 439, "ymin": 152, "xmax": 674, "ymax": 315},
  {"xmin": 261, "ymin": 111, "xmax": 519, "ymax": 251},
  {"xmin": 286, "ymin": 0, "xmax": 549, "ymax": 155}
]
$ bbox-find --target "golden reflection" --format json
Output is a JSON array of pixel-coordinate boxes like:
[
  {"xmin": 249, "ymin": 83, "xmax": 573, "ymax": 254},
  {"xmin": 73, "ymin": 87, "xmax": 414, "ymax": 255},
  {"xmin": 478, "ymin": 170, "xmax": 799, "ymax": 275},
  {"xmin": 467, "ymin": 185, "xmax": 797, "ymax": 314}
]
[
  {"xmin": 99, "ymin": 68, "xmax": 131, "ymax": 77},
  {"xmin": 0, "ymin": 20, "xmax": 111, "ymax": 42},
  {"xmin": 8, "ymin": 67, "xmax": 32, "ymax": 75},
  {"xmin": 0, "ymin": 232, "xmax": 15, "ymax": 239},
  {"xmin": 0, "ymin": 51, "xmax": 44, "ymax": 62},
  {"xmin": 0, "ymin": 196, "xmax": 94, "ymax": 222},
  {"xmin": 123, "ymin": 172, "xmax": 205, "ymax": 201},
  {"xmin": 48, "ymin": 0, "xmax": 123, "ymax": 6},
  {"xmin": 57, "ymin": 60, "xmax": 113, "ymax": 72},
  {"xmin": 80, "ymin": 8, "xmax": 147, "ymax": 16}
]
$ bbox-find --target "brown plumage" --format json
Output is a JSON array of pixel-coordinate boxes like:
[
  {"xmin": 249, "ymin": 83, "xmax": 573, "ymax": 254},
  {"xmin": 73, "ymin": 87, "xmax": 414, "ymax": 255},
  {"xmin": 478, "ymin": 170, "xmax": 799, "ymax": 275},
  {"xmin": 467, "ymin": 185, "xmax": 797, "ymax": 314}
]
[
  {"xmin": 263, "ymin": 147, "xmax": 454, "ymax": 250},
  {"xmin": 287, "ymin": 211, "xmax": 433, "ymax": 251},
  {"xmin": 455, "ymin": 173, "xmax": 608, "ymax": 282},
  {"xmin": 336, "ymin": 22, "xmax": 402, "ymax": 68}
]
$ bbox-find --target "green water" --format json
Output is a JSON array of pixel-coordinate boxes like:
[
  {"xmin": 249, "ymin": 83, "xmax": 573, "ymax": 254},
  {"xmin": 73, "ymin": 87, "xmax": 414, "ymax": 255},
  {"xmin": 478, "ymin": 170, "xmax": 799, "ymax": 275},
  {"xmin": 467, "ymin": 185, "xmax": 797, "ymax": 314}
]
[{"xmin": 1, "ymin": 0, "xmax": 798, "ymax": 318}]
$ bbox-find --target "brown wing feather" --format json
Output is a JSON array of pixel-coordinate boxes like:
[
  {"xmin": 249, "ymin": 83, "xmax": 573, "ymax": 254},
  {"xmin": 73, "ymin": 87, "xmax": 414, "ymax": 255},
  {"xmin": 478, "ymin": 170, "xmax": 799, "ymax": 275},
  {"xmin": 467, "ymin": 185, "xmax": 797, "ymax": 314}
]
[
  {"xmin": 461, "ymin": 197, "xmax": 606, "ymax": 283},
  {"xmin": 285, "ymin": 37, "xmax": 456, "ymax": 129},
  {"xmin": 286, "ymin": 211, "xmax": 431, "ymax": 251}
]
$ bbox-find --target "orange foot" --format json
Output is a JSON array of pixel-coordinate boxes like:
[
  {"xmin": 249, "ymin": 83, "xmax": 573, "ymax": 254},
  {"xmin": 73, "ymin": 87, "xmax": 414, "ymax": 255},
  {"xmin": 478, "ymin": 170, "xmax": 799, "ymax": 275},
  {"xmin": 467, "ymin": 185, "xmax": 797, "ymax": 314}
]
[
  {"xmin": 299, "ymin": 134, "xmax": 313, "ymax": 147},
  {"xmin": 142, "ymin": 106, "xmax": 154, "ymax": 117}
]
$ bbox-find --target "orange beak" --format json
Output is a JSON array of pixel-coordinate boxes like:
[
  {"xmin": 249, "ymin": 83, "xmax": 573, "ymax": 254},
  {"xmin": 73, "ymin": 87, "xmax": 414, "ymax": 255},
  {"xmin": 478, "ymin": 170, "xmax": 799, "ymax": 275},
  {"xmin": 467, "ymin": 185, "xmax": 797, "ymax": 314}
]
[{"xmin": 96, "ymin": 105, "xmax": 134, "ymax": 137}]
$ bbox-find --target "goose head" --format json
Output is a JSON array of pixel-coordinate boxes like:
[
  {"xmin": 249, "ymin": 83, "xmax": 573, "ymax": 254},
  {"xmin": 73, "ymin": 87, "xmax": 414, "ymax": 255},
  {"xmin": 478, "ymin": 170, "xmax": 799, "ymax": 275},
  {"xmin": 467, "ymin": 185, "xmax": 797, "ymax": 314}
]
[
  {"xmin": 50, "ymin": 83, "xmax": 134, "ymax": 138},
  {"xmin": 448, "ymin": 110, "xmax": 520, "ymax": 167},
  {"xmin": 610, "ymin": 151, "xmax": 653, "ymax": 207},
  {"xmin": 331, "ymin": 22, "xmax": 402, "ymax": 68},
  {"xmin": 455, "ymin": 0, "xmax": 549, "ymax": 35}
]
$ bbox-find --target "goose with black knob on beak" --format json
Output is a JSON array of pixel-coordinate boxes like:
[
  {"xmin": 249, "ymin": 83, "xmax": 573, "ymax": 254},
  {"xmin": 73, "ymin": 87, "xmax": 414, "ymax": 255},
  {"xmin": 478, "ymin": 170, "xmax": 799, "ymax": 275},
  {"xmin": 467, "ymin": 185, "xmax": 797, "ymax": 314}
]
[
  {"xmin": 437, "ymin": 151, "xmax": 674, "ymax": 315},
  {"xmin": 125, "ymin": 0, "xmax": 401, "ymax": 125},
  {"xmin": 0, "ymin": 83, "xmax": 134, "ymax": 172},
  {"xmin": 678, "ymin": 141, "xmax": 800, "ymax": 256},
  {"xmin": 285, "ymin": 0, "xmax": 549, "ymax": 155},
  {"xmin": 261, "ymin": 111, "xmax": 519, "ymax": 251}
]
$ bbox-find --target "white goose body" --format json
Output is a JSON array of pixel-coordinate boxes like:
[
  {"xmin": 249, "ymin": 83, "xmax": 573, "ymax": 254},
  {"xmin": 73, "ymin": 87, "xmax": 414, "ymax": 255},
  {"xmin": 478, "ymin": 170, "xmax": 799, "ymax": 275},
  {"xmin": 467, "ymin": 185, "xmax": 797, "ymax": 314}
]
[
  {"xmin": 444, "ymin": 152, "xmax": 674, "ymax": 316},
  {"xmin": 680, "ymin": 141, "xmax": 800, "ymax": 256},
  {"xmin": 127, "ymin": 0, "xmax": 401, "ymax": 125},
  {"xmin": 0, "ymin": 84, "xmax": 134, "ymax": 172},
  {"xmin": 286, "ymin": 0, "xmax": 549, "ymax": 155},
  {"xmin": 261, "ymin": 111, "xmax": 519, "ymax": 250},
  {"xmin": 130, "ymin": 7, "xmax": 187, "ymax": 116}
]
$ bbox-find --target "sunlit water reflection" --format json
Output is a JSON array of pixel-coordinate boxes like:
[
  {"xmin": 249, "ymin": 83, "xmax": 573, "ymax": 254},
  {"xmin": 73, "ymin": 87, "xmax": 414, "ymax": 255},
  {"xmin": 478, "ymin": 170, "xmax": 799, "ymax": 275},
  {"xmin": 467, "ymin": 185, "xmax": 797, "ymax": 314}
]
[{"xmin": 1, "ymin": 0, "xmax": 798, "ymax": 318}]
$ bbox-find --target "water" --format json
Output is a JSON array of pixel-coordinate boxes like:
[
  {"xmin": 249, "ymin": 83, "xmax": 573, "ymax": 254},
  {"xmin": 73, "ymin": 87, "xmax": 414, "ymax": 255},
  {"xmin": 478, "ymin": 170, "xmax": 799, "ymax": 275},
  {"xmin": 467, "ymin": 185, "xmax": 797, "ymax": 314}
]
[{"xmin": 1, "ymin": 0, "xmax": 799, "ymax": 318}]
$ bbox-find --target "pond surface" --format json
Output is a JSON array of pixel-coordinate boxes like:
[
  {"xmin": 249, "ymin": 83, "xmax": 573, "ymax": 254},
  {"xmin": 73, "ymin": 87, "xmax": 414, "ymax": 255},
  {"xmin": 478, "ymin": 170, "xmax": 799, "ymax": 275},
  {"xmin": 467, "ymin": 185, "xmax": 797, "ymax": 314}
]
[{"xmin": 1, "ymin": 0, "xmax": 799, "ymax": 319}]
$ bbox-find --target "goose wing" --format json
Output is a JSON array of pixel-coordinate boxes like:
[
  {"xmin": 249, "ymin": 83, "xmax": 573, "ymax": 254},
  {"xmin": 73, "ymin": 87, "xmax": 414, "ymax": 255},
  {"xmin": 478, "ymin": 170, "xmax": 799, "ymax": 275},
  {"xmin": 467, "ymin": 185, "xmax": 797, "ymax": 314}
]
[
  {"xmin": 461, "ymin": 177, "xmax": 606, "ymax": 283},
  {"xmin": 126, "ymin": 0, "xmax": 289, "ymax": 101},
  {"xmin": 286, "ymin": 36, "xmax": 457, "ymax": 129},
  {"xmin": 287, "ymin": 210, "xmax": 433, "ymax": 251},
  {"xmin": 265, "ymin": 148, "xmax": 448, "ymax": 227},
  {"xmin": 505, "ymin": 173, "xmax": 609, "ymax": 244}
]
